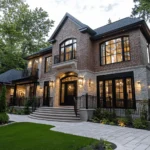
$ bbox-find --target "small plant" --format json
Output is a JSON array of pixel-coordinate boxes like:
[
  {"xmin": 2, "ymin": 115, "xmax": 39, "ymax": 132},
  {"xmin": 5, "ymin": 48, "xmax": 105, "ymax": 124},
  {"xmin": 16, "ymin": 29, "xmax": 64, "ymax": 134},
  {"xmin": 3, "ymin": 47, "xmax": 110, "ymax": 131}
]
[
  {"xmin": 24, "ymin": 99, "xmax": 31, "ymax": 114},
  {"xmin": 0, "ymin": 112, "xmax": 9, "ymax": 124},
  {"xmin": 117, "ymin": 118, "xmax": 129, "ymax": 127},
  {"xmin": 125, "ymin": 109, "xmax": 133, "ymax": 125},
  {"xmin": 133, "ymin": 118, "xmax": 148, "ymax": 129},
  {"xmin": 101, "ymin": 119, "xmax": 109, "ymax": 124},
  {"xmin": 140, "ymin": 100, "xmax": 148, "ymax": 120},
  {"xmin": 93, "ymin": 108, "xmax": 102, "ymax": 121},
  {"xmin": 109, "ymin": 122, "xmax": 116, "ymax": 125}
]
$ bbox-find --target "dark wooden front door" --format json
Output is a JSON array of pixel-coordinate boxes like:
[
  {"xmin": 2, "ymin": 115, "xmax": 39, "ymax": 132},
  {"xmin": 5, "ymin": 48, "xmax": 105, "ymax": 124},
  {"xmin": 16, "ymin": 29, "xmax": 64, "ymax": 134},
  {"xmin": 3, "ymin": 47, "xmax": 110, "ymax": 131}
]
[
  {"xmin": 43, "ymin": 81, "xmax": 50, "ymax": 106},
  {"xmin": 60, "ymin": 81, "xmax": 77, "ymax": 106}
]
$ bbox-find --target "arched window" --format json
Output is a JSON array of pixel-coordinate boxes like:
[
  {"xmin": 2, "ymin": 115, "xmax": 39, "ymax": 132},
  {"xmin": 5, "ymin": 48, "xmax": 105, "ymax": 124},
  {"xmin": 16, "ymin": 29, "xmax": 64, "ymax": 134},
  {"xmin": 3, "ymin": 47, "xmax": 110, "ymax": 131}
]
[{"xmin": 60, "ymin": 38, "xmax": 77, "ymax": 62}]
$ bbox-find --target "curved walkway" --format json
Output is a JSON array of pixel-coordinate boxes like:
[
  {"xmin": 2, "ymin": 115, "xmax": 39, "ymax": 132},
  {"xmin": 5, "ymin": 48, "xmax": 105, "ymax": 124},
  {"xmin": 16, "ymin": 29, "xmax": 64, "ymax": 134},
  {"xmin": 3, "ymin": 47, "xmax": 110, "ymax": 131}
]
[{"xmin": 8, "ymin": 114, "xmax": 150, "ymax": 150}]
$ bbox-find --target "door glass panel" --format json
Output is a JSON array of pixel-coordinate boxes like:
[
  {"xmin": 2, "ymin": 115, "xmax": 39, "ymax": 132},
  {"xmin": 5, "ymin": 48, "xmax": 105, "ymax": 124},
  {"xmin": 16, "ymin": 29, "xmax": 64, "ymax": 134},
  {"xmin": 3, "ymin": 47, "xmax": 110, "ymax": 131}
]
[
  {"xmin": 105, "ymin": 80, "xmax": 112, "ymax": 107},
  {"xmin": 115, "ymin": 79, "xmax": 124, "ymax": 107},
  {"xmin": 126, "ymin": 78, "xmax": 133, "ymax": 108},
  {"xmin": 99, "ymin": 81, "xmax": 103, "ymax": 107},
  {"xmin": 67, "ymin": 84, "xmax": 75, "ymax": 96},
  {"xmin": 61, "ymin": 84, "xmax": 65, "ymax": 103}
]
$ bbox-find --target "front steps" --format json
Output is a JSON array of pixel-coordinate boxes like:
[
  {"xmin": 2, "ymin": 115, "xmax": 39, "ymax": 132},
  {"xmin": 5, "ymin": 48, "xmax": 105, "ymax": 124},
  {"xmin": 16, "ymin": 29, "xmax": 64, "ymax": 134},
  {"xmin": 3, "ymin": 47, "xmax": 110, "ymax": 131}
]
[{"xmin": 29, "ymin": 107, "xmax": 81, "ymax": 122}]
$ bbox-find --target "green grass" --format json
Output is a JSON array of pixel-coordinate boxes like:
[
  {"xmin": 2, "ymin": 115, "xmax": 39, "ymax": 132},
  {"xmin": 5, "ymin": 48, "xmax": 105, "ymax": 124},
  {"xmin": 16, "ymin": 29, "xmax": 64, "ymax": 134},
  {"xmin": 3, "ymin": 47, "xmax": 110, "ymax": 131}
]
[{"xmin": 0, "ymin": 122, "xmax": 98, "ymax": 150}]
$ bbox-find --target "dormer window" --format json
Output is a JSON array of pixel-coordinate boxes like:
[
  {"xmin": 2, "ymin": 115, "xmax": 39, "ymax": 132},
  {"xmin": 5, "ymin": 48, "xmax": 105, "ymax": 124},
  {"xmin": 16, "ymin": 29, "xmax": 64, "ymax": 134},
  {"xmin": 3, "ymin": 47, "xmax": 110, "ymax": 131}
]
[
  {"xmin": 60, "ymin": 38, "xmax": 77, "ymax": 62},
  {"xmin": 100, "ymin": 37, "xmax": 130, "ymax": 65}
]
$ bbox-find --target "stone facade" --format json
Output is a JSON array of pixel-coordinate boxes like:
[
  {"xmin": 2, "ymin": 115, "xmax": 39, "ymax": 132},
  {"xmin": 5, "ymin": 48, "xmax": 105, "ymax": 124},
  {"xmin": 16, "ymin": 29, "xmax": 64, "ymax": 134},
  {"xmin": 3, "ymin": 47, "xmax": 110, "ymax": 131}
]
[{"xmin": 23, "ymin": 15, "xmax": 150, "ymax": 120}]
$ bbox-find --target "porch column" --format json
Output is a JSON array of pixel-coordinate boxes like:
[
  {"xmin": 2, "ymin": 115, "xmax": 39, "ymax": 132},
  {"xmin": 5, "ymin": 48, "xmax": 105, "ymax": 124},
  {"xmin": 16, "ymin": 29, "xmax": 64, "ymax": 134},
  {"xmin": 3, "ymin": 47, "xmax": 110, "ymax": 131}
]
[{"xmin": 13, "ymin": 84, "xmax": 17, "ymax": 105}]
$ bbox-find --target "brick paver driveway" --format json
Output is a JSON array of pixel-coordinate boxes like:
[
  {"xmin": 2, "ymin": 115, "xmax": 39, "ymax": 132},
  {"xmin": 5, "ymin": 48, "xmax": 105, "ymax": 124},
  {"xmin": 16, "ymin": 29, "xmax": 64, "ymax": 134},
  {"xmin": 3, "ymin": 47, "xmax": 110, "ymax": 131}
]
[{"xmin": 8, "ymin": 114, "xmax": 150, "ymax": 150}]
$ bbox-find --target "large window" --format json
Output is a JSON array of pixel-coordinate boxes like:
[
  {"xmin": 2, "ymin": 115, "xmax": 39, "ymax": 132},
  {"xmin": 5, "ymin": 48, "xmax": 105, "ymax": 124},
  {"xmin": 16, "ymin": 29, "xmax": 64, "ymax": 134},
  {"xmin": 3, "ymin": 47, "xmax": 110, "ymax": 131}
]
[
  {"xmin": 97, "ymin": 72, "xmax": 135, "ymax": 109},
  {"xmin": 60, "ymin": 38, "xmax": 76, "ymax": 62},
  {"xmin": 100, "ymin": 37, "xmax": 130, "ymax": 65},
  {"xmin": 45, "ymin": 56, "xmax": 52, "ymax": 73}
]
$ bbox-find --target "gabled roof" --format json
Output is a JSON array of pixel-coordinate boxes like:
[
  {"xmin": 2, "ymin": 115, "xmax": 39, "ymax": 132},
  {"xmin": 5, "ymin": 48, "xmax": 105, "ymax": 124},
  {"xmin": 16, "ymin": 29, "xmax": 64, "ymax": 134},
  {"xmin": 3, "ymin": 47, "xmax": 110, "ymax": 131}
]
[
  {"xmin": 25, "ymin": 46, "xmax": 52, "ymax": 60},
  {"xmin": 94, "ymin": 17, "xmax": 142, "ymax": 37},
  {"xmin": 48, "ymin": 13, "xmax": 96, "ymax": 42},
  {"xmin": 0, "ymin": 69, "xmax": 22, "ymax": 84}
]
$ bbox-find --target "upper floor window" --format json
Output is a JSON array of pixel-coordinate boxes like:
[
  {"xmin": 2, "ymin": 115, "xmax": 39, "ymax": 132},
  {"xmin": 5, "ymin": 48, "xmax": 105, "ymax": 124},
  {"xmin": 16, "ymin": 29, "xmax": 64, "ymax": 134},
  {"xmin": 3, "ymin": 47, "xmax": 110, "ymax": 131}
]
[
  {"xmin": 60, "ymin": 38, "xmax": 77, "ymax": 62},
  {"xmin": 100, "ymin": 37, "xmax": 130, "ymax": 65},
  {"xmin": 45, "ymin": 56, "xmax": 52, "ymax": 73}
]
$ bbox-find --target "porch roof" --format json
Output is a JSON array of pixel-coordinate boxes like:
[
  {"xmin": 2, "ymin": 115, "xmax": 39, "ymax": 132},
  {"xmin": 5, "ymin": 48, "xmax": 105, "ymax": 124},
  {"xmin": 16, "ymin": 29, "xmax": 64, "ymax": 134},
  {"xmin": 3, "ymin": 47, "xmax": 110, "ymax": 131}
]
[{"xmin": 0, "ymin": 69, "xmax": 22, "ymax": 84}]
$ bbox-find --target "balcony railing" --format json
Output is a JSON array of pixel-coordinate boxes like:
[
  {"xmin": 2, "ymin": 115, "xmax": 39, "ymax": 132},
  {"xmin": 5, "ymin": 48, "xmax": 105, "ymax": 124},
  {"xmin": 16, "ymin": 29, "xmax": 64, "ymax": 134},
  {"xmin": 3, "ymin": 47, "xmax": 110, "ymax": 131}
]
[
  {"xmin": 54, "ymin": 51, "xmax": 76, "ymax": 64},
  {"xmin": 22, "ymin": 68, "xmax": 39, "ymax": 78}
]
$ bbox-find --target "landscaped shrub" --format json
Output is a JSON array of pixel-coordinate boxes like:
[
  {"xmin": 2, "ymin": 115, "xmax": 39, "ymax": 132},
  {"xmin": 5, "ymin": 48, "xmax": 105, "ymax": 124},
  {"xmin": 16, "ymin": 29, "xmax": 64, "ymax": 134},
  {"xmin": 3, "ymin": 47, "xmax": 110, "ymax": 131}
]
[
  {"xmin": 0, "ymin": 86, "xmax": 6, "ymax": 112},
  {"xmin": 133, "ymin": 118, "xmax": 148, "ymax": 129},
  {"xmin": 24, "ymin": 100, "xmax": 31, "ymax": 114},
  {"xmin": 140, "ymin": 100, "xmax": 148, "ymax": 120},
  {"xmin": 0, "ymin": 112, "xmax": 9, "ymax": 124},
  {"xmin": 100, "ymin": 119, "xmax": 109, "ymax": 124},
  {"xmin": 80, "ymin": 139, "xmax": 116, "ymax": 150},
  {"xmin": 117, "ymin": 117, "xmax": 129, "ymax": 127},
  {"xmin": 92, "ymin": 108, "xmax": 117, "ymax": 123},
  {"xmin": 125, "ymin": 109, "xmax": 133, "ymax": 125}
]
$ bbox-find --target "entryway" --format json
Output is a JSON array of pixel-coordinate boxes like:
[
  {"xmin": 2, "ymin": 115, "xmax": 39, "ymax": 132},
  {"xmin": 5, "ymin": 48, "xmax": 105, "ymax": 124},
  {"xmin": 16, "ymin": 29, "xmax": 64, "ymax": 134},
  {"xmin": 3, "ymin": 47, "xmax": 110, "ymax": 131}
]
[
  {"xmin": 43, "ymin": 81, "xmax": 50, "ymax": 106},
  {"xmin": 60, "ymin": 72, "xmax": 78, "ymax": 106}
]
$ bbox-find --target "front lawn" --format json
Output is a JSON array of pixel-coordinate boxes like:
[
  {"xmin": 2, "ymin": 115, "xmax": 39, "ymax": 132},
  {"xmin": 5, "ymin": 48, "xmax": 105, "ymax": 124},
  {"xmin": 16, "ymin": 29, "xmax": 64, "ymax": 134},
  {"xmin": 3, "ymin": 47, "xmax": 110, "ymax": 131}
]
[{"xmin": 0, "ymin": 122, "xmax": 98, "ymax": 150}]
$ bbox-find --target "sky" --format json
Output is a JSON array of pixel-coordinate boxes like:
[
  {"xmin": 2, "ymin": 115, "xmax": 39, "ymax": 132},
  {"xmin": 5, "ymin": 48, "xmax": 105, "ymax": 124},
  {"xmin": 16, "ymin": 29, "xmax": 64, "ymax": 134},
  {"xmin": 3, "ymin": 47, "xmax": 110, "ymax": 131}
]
[{"xmin": 25, "ymin": 0, "xmax": 148, "ymax": 38}]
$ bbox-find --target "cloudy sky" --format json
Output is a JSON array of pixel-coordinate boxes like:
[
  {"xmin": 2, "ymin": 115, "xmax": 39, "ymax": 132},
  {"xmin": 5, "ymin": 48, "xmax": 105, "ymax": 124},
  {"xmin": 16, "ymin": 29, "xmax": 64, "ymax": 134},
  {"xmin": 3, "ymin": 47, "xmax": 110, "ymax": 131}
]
[{"xmin": 25, "ymin": 0, "xmax": 148, "ymax": 37}]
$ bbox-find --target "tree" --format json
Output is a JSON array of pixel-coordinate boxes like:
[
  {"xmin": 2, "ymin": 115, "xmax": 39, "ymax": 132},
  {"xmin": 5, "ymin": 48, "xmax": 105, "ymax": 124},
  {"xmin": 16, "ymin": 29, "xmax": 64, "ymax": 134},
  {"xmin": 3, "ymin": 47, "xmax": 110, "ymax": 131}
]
[
  {"xmin": 0, "ymin": 85, "xmax": 6, "ymax": 112},
  {"xmin": 0, "ymin": 0, "xmax": 54, "ymax": 73},
  {"xmin": 131, "ymin": 0, "xmax": 150, "ymax": 22}
]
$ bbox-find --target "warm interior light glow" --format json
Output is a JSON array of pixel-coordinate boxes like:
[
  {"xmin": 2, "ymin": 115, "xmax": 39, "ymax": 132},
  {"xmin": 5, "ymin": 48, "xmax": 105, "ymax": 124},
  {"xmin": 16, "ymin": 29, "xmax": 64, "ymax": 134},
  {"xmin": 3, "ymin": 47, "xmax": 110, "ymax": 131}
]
[
  {"xmin": 39, "ymin": 57, "xmax": 42, "ymax": 63},
  {"xmin": 49, "ymin": 81, "xmax": 54, "ymax": 87},
  {"xmin": 78, "ymin": 77, "xmax": 83, "ymax": 86}
]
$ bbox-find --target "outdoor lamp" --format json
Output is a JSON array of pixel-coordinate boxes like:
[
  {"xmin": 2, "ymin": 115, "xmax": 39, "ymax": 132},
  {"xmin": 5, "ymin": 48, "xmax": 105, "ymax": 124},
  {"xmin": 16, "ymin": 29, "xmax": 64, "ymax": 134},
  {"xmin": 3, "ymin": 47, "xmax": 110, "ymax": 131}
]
[
  {"xmin": 49, "ymin": 81, "xmax": 54, "ymax": 88},
  {"xmin": 78, "ymin": 77, "xmax": 83, "ymax": 86}
]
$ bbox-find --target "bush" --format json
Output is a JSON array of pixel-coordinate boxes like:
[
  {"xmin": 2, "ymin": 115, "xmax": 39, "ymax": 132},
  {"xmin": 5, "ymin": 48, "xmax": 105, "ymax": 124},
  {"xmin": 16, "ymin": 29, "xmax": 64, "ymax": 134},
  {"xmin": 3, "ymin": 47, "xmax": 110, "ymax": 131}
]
[
  {"xmin": 0, "ymin": 86, "xmax": 6, "ymax": 112},
  {"xmin": 101, "ymin": 119, "xmax": 109, "ymax": 124},
  {"xmin": 0, "ymin": 112, "xmax": 9, "ymax": 124},
  {"xmin": 24, "ymin": 100, "xmax": 31, "ymax": 114},
  {"xmin": 117, "ymin": 117, "xmax": 129, "ymax": 127},
  {"xmin": 125, "ymin": 109, "xmax": 133, "ymax": 125},
  {"xmin": 92, "ymin": 108, "xmax": 117, "ymax": 123},
  {"xmin": 133, "ymin": 118, "xmax": 148, "ymax": 129}
]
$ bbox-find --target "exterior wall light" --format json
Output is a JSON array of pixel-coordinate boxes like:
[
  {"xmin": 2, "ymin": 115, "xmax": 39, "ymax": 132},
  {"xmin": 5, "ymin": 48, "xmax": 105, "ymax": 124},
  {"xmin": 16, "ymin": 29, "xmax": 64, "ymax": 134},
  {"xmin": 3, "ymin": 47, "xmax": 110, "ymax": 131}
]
[
  {"xmin": 49, "ymin": 81, "xmax": 54, "ymax": 88},
  {"xmin": 89, "ymin": 79, "xmax": 93, "ymax": 87},
  {"xmin": 39, "ymin": 57, "xmax": 42, "ymax": 63},
  {"xmin": 78, "ymin": 77, "xmax": 83, "ymax": 86},
  {"xmin": 137, "ymin": 81, "xmax": 141, "ymax": 85}
]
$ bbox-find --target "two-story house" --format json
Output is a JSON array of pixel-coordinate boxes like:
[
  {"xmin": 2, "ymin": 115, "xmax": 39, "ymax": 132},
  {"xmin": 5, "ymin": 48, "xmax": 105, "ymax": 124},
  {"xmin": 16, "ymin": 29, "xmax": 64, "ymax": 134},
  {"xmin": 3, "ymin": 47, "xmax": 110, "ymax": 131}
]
[{"xmin": 12, "ymin": 13, "xmax": 150, "ymax": 121}]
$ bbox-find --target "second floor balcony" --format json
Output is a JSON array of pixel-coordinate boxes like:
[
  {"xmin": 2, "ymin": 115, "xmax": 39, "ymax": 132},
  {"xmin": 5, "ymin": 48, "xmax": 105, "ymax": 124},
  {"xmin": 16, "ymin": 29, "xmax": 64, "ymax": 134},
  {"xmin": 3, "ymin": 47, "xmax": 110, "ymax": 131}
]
[
  {"xmin": 53, "ymin": 51, "xmax": 77, "ymax": 69},
  {"xmin": 22, "ymin": 68, "xmax": 39, "ymax": 78}
]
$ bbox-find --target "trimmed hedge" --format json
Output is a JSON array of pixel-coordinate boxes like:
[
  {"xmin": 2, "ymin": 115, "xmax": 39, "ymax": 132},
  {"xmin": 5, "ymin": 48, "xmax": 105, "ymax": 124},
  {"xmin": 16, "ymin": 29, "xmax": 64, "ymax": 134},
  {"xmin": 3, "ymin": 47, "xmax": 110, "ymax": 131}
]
[{"xmin": 0, "ymin": 113, "xmax": 9, "ymax": 124}]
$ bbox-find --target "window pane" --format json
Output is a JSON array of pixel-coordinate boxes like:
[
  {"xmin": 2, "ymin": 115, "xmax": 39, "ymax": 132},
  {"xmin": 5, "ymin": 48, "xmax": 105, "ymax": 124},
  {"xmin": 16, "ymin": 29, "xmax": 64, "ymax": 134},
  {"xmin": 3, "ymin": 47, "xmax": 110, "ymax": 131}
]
[
  {"xmin": 117, "ymin": 54, "xmax": 122, "ymax": 62},
  {"xmin": 126, "ymin": 78, "xmax": 133, "ymax": 108},
  {"xmin": 124, "ymin": 52, "xmax": 130, "ymax": 61},
  {"xmin": 101, "ymin": 57, "xmax": 105, "ymax": 65},
  {"xmin": 115, "ymin": 79, "xmax": 124, "ymax": 108},
  {"xmin": 106, "ymin": 56, "xmax": 111, "ymax": 64},
  {"xmin": 105, "ymin": 80, "xmax": 113, "ymax": 107},
  {"xmin": 111, "ymin": 55, "xmax": 116, "ymax": 63},
  {"xmin": 65, "ymin": 39, "xmax": 72, "ymax": 45},
  {"xmin": 45, "ymin": 56, "xmax": 52, "ymax": 73},
  {"xmin": 101, "ymin": 44, "xmax": 105, "ymax": 57}
]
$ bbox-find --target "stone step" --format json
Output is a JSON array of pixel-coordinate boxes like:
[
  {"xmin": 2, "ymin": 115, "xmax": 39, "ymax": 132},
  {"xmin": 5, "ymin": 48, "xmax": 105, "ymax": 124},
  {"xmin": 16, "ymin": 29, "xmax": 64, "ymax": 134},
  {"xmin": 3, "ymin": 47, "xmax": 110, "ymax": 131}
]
[
  {"xmin": 29, "ymin": 116, "xmax": 81, "ymax": 122},
  {"xmin": 29, "ymin": 107, "xmax": 80, "ymax": 122},
  {"xmin": 31, "ymin": 112, "xmax": 79, "ymax": 117}
]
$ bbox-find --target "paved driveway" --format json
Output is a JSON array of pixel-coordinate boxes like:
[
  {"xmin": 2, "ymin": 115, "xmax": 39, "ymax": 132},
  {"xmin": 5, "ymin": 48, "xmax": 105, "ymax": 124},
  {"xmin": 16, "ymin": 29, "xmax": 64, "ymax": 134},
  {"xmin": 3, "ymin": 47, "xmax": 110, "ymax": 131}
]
[{"xmin": 8, "ymin": 114, "xmax": 150, "ymax": 150}]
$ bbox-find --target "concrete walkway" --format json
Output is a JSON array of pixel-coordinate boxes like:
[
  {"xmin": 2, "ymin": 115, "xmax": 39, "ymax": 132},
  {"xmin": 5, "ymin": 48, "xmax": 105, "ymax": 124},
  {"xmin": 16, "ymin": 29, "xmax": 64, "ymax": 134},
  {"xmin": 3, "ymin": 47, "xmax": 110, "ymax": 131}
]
[{"xmin": 8, "ymin": 114, "xmax": 150, "ymax": 150}]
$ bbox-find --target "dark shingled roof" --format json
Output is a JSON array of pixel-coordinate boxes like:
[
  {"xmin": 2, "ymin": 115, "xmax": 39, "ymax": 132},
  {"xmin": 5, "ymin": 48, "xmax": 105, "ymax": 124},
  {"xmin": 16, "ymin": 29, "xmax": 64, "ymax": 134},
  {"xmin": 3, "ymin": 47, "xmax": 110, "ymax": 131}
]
[
  {"xmin": 25, "ymin": 46, "xmax": 52, "ymax": 59},
  {"xmin": 93, "ymin": 17, "xmax": 143, "ymax": 37},
  {"xmin": 0, "ymin": 69, "xmax": 22, "ymax": 84},
  {"xmin": 49, "ymin": 13, "xmax": 96, "ymax": 41}
]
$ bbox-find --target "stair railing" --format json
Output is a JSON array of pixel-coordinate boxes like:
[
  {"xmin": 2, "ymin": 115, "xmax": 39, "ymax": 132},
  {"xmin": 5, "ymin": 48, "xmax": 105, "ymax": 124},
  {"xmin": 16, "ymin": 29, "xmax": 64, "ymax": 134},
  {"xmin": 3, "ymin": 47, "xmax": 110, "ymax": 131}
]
[{"xmin": 73, "ymin": 97, "xmax": 78, "ymax": 117}]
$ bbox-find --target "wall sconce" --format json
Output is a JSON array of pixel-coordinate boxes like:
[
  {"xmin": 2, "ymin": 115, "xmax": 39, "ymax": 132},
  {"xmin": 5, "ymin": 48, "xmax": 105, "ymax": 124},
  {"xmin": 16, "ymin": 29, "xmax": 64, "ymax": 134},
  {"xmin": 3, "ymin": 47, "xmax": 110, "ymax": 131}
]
[
  {"xmin": 89, "ymin": 79, "xmax": 93, "ymax": 87},
  {"xmin": 78, "ymin": 77, "xmax": 83, "ymax": 86},
  {"xmin": 49, "ymin": 81, "xmax": 54, "ymax": 88},
  {"xmin": 39, "ymin": 57, "xmax": 42, "ymax": 63},
  {"xmin": 137, "ymin": 81, "xmax": 141, "ymax": 85}
]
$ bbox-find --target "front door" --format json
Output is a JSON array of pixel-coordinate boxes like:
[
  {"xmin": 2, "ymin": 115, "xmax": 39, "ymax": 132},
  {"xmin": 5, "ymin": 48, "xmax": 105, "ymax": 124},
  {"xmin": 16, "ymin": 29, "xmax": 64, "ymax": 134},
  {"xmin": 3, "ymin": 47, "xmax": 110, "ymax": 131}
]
[
  {"xmin": 60, "ymin": 81, "xmax": 77, "ymax": 105},
  {"xmin": 43, "ymin": 81, "xmax": 50, "ymax": 106}
]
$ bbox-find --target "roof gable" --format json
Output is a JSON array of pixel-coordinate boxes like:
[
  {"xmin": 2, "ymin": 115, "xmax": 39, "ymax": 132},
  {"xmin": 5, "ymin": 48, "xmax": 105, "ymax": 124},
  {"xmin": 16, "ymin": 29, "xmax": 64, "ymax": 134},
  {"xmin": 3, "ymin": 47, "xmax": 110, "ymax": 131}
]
[{"xmin": 48, "ymin": 13, "xmax": 95, "ymax": 42}]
